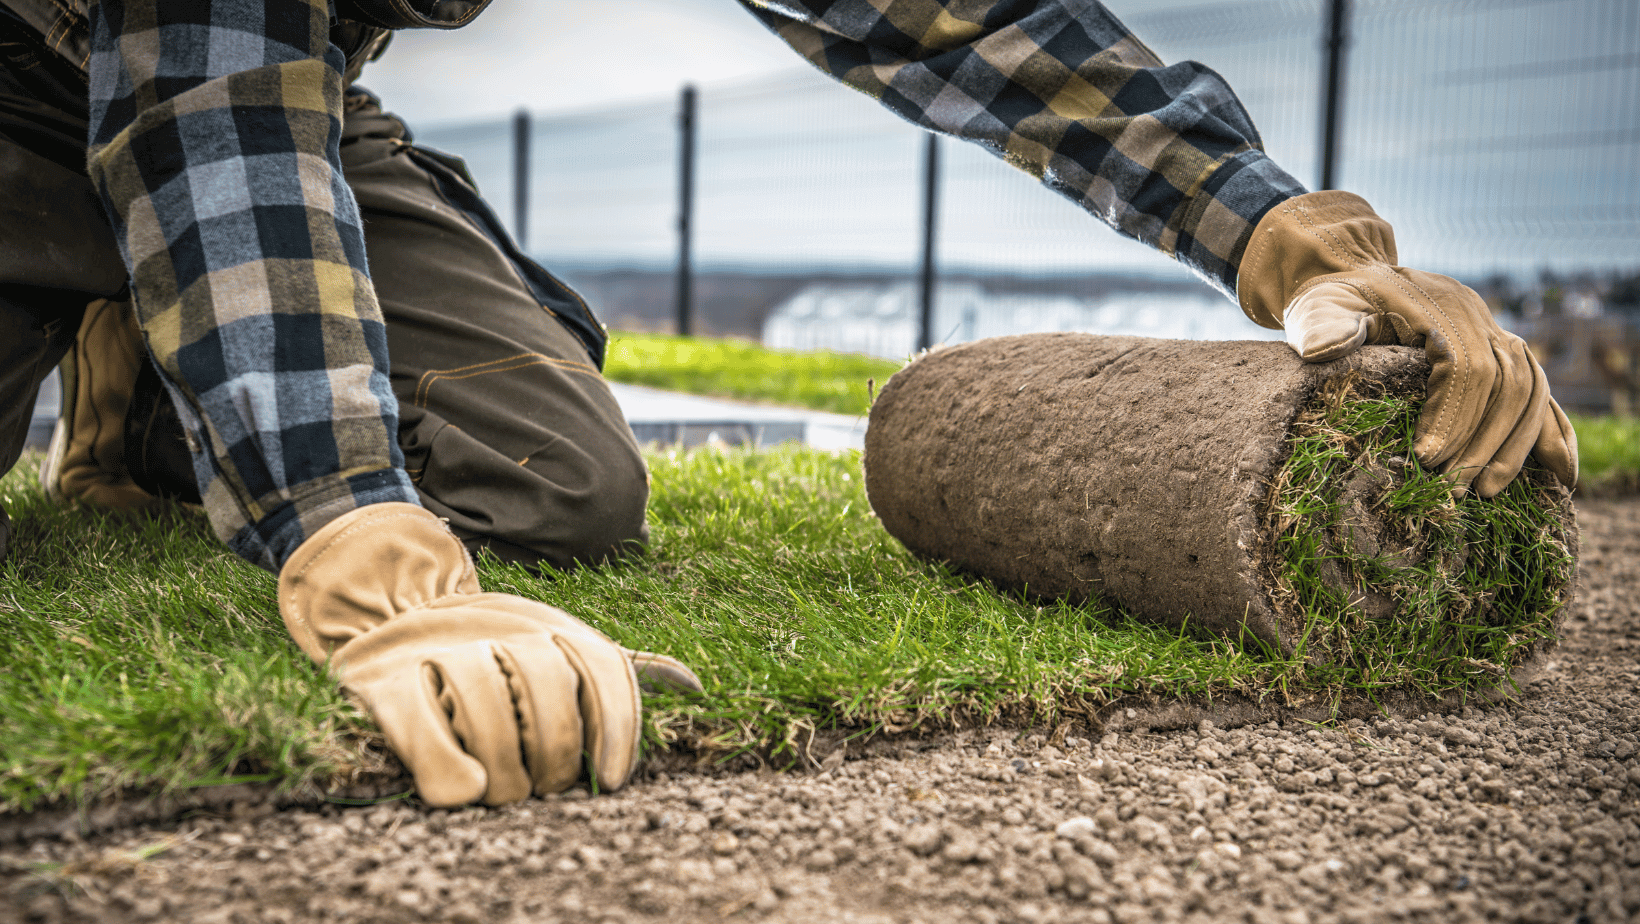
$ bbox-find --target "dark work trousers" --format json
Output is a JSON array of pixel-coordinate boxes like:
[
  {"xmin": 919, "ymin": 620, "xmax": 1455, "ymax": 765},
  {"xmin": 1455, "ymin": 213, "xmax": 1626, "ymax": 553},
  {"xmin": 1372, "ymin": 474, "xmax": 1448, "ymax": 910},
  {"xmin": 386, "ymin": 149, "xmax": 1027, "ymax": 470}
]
[{"xmin": 1, "ymin": 62, "xmax": 649, "ymax": 570}]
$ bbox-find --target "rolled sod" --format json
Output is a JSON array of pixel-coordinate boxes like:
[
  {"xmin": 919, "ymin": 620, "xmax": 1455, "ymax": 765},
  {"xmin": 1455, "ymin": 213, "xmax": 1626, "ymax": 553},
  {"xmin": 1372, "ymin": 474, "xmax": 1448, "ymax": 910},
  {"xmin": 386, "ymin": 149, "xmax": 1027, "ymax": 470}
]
[{"xmin": 864, "ymin": 333, "xmax": 1577, "ymax": 668}]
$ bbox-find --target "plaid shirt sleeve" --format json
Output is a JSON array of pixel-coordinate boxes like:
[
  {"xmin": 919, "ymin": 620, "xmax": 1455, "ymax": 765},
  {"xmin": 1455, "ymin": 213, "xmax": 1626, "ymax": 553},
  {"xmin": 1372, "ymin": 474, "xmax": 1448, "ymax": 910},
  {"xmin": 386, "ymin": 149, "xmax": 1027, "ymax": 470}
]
[
  {"xmin": 85, "ymin": 0, "xmax": 420, "ymax": 572},
  {"xmin": 739, "ymin": 0, "xmax": 1309, "ymax": 298}
]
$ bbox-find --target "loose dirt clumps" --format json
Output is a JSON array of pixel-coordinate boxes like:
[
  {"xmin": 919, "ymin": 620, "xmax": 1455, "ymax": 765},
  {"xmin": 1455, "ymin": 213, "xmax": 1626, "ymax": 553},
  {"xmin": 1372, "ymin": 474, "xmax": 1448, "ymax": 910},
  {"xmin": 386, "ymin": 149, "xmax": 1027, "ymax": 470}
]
[{"xmin": 3, "ymin": 499, "xmax": 1638, "ymax": 924}]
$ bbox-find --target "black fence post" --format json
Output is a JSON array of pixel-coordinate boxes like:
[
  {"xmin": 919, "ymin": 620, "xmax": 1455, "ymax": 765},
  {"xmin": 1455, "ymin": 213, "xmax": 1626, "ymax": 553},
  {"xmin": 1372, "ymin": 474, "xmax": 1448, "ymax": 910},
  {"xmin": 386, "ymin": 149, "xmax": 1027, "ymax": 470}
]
[
  {"xmin": 675, "ymin": 84, "xmax": 697, "ymax": 338},
  {"xmin": 916, "ymin": 132, "xmax": 940, "ymax": 353},
  {"xmin": 512, "ymin": 108, "xmax": 530, "ymax": 250},
  {"xmin": 1318, "ymin": 0, "xmax": 1350, "ymax": 190}
]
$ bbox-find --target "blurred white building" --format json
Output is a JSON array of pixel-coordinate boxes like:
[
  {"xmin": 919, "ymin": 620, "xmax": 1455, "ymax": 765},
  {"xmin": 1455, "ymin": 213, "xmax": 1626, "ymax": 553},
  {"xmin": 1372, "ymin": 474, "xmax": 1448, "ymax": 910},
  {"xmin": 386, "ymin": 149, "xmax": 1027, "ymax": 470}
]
[{"xmin": 761, "ymin": 281, "xmax": 1283, "ymax": 360}]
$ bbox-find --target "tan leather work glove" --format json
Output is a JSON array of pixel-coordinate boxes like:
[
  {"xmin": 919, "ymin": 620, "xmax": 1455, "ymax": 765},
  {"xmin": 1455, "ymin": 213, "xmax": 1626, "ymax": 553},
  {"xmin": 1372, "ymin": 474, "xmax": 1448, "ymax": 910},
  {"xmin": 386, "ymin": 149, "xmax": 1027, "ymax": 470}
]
[
  {"xmin": 278, "ymin": 502, "xmax": 701, "ymax": 807},
  {"xmin": 40, "ymin": 298, "xmax": 160, "ymax": 509},
  {"xmin": 1239, "ymin": 191, "xmax": 1578, "ymax": 497}
]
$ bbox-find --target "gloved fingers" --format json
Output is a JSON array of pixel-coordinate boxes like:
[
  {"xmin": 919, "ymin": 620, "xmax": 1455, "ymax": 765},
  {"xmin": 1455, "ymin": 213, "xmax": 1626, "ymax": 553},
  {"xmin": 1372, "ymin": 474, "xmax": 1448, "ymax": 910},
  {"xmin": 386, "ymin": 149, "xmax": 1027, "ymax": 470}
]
[
  {"xmin": 1533, "ymin": 397, "xmax": 1580, "ymax": 490},
  {"xmin": 1370, "ymin": 268, "xmax": 1499, "ymax": 473},
  {"xmin": 1434, "ymin": 336, "xmax": 1538, "ymax": 497},
  {"xmin": 1409, "ymin": 324, "xmax": 1497, "ymax": 474},
  {"xmin": 493, "ymin": 638, "xmax": 585, "ymax": 796},
  {"xmin": 348, "ymin": 665, "xmax": 488, "ymax": 809},
  {"xmin": 553, "ymin": 633, "xmax": 643, "ymax": 793},
  {"xmin": 1469, "ymin": 344, "xmax": 1551, "ymax": 499},
  {"xmin": 432, "ymin": 647, "xmax": 533, "ymax": 806},
  {"xmin": 624, "ymin": 648, "xmax": 706, "ymax": 694},
  {"xmin": 1283, "ymin": 282, "xmax": 1377, "ymax": 363}
]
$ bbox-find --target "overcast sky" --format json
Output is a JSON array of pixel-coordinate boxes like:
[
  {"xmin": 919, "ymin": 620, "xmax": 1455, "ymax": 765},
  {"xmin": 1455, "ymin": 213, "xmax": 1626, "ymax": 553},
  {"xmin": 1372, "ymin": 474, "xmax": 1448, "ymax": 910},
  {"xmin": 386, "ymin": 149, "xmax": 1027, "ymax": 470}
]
[{"xmin": 363, "ymin": 0, "xmax": 806, "ymax": 124}]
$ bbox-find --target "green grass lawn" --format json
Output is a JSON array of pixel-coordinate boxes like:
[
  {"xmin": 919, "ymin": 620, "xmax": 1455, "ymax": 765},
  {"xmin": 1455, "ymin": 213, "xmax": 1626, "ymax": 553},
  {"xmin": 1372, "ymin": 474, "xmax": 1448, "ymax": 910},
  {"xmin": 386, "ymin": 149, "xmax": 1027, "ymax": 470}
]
[
  {"xmin": 602, "ymin": 331, "xmax": 902, "ymax": 417},
  {"xmin": 0, "ymin": 447, "xmax": 1278, "ymax": 814},
  {"xmin": 2, "ymin": 334, "xmax": 1633, "ymax": 815},
  {"xmin": 1570, "ymin": 413, "xmax": 1640, "ymax": 495}
]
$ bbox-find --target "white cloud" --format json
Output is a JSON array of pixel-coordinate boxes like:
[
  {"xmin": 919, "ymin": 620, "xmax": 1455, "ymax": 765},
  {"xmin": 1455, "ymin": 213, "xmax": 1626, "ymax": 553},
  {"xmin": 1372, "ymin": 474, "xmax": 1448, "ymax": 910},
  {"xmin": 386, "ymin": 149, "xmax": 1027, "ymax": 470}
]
[{"xmin": 359, "ymin": 0, "xmax": 808, "ymax": 125}]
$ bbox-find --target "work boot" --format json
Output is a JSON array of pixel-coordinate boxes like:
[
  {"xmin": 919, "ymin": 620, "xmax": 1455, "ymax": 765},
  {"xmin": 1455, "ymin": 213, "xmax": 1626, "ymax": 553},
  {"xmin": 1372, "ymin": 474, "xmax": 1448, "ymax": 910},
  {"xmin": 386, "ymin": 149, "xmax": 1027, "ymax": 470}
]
[{"xmin": 40, "ymin": 298, "xmax": 198, "ymax": 507}]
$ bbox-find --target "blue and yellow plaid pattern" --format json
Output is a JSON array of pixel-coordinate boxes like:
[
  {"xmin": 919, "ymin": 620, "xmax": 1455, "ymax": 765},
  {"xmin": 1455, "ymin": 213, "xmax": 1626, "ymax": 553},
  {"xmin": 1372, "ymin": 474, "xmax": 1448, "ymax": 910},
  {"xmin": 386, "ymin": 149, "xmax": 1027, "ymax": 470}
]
[
  {"xmin": 740, "ymin": 0, "xmax": 1309, "ymax": 296},
  {"xmin": 84, "ymin": 0, "xmax": 417, "ymax": 572}
]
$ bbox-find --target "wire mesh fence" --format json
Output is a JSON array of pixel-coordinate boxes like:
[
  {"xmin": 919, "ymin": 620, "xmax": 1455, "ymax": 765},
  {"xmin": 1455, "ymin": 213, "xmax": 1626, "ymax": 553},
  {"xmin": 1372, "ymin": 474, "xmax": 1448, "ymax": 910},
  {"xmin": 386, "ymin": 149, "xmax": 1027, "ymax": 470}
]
[
  {"xmin": 410, "ymin": 0, "xmax": 1638, "ymax": 389},
  {"xmin": 32, "ymin": 0, "xmax": 1638, "ymax": 437}
]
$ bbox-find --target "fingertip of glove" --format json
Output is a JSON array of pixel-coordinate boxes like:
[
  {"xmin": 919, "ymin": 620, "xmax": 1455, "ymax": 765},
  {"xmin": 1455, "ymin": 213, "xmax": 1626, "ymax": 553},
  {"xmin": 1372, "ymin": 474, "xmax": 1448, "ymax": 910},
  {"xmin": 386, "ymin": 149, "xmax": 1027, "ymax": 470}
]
[
  {"xmin": 1539, "ymin": 452, "xmax": 1578, "ymax": 492},
  {"xmin": 1537, "ymin": 414, "xmax": 1579, "ymax": 490},
  {"xmin": 588, "ymin": 762, "xmax": 633, "ymax": 795},
  {"xmin": 1428, "ymin": 457, "xmax": 1474, "ymax": 499},
  {"xmin": 551, "ymin": 634, "xmax": 642, "ymax": 794},
  {"xmin": 1471, "ymin": 467, "xmax": 1510, "ymax": 500},
  {"xmin": 1293, "ymin": 340, "xmax": 1361, "ymax": 364},
  {"xmin": 628, "ymin": 650, "xmax": 706, "ymax": 695},
  {"xmin": 415, "ymin": 767, "xmax": 489, "ymax": 809}
]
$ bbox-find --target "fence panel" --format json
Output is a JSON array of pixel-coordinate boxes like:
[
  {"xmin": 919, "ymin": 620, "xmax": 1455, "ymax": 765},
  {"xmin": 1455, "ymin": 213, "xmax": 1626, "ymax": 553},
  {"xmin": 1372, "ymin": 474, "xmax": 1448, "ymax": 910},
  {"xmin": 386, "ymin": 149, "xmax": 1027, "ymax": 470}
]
[
  {"xmin": 1341, "ymin": 0, "xmax": 1640, "ymax": 276},
  {"xmin": 409, "ymin": 0, "xmax": 1638, "ymax": 313}
]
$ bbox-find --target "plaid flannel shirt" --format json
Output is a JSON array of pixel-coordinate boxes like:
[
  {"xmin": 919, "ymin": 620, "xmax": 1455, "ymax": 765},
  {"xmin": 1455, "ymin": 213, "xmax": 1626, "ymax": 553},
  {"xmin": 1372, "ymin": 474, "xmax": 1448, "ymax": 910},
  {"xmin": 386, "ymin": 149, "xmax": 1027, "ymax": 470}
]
[
  {"xmin": 739, "ymin": 0, "xmax": 1309, "ymax": 296},
  {"xmin": 85, "ymin": 0, "xmax": 418, "ymax": 572}
]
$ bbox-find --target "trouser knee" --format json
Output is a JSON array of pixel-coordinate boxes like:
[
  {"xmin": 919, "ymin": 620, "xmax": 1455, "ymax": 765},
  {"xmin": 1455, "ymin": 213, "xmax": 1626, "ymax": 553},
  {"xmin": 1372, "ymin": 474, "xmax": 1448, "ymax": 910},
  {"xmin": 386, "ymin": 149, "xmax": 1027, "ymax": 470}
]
[
  {"xmin": 345, "ymin": 91, "xmax": 647, "ymax": 571},
  {"xmin": 426, "ymin": 416, "xmax": 651, "ymax": 571}
]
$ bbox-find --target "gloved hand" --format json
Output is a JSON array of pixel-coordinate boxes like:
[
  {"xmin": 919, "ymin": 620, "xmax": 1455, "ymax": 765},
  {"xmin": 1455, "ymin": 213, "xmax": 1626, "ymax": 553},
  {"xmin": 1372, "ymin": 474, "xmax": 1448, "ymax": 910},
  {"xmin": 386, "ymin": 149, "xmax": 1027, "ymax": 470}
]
[
  {"xmin": 1239, "ymin": 191, "xmax": 1578, "ymax": 497},
  {"xmin": 278, "ymin": 502, "xmax": 701, "ymax": 806}
]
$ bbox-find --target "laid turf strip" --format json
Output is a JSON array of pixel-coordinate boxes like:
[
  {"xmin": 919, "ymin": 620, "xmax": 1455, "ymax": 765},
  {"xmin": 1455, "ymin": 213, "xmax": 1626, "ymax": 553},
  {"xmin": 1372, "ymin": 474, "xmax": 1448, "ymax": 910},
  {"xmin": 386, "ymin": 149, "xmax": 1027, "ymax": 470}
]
[
  {"xmin": 0, "ymin": 338, "xmax": 1583, "ymax": 812},
  {"xmin": 866, "ymin": 334, "xmax": 1576, "ymax": 679}
]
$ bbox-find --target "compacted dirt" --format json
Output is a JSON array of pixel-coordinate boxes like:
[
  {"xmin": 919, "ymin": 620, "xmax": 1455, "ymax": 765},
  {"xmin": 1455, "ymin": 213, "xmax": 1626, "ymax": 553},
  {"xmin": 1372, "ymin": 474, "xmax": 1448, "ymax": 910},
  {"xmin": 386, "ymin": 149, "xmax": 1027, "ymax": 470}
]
[{"xmin": 4, "ymin": 499, "xmax": 1638, "ymax": 924}]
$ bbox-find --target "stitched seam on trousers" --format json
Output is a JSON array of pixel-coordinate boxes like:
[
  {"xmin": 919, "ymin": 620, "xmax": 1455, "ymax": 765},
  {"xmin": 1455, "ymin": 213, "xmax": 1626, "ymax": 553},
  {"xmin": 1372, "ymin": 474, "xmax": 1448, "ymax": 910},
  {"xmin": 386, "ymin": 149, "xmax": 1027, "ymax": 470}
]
[
  {"xmin": 42, "ymin": 3, "xmax": 88, "ymax": 71},
  {"xmin": 413, "ymin": 353, "xmax": 599, "ymax": 405},
  {"xmin": 414, "ymin": 353, "xmax": 600, "ymax": 408}
]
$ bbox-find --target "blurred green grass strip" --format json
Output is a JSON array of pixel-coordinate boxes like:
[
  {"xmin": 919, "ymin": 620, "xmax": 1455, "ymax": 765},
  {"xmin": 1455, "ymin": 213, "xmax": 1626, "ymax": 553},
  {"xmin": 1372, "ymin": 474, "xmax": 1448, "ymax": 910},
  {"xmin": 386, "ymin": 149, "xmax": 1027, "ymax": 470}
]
[
  {"xmin": 602, "ymin": 331, "xmax": 902, "ymax": 417},
  {"xmin": 1570, "ymin": 414, "xmax": 1640, "ymax": 495}
]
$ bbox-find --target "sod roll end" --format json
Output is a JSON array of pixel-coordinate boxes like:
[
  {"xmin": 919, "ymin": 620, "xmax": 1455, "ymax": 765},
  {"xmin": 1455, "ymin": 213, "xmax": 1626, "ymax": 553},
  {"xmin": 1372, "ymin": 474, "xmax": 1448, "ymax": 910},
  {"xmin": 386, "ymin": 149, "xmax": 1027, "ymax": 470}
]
[{"xmin": 864, "ymin": 334, "xmax": 1576, "ymax": 672}]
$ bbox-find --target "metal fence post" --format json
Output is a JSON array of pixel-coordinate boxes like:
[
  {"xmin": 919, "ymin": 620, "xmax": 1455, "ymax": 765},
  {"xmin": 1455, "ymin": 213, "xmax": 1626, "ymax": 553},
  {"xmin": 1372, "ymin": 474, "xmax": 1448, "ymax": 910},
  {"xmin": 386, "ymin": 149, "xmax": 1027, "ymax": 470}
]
[
  {"xmin": 675, "ymin": 84, "xmax": 697, "ymax": 338},
  {"xmin": 1318, "ymin": 0, "xmax": 1350, "ymax": 190},
  {"xmin": 916, "ymin": 132, "xmax": 940, "ymax": 353},
  {"xmin": 512, "ymin": 108, "xmax": 530, "ymax": 250}
]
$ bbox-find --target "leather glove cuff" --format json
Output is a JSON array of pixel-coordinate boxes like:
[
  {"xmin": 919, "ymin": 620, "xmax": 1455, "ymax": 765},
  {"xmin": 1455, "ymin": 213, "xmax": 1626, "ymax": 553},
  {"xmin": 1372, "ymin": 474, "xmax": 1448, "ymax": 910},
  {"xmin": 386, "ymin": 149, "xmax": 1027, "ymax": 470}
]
[
  {"xmin": 1237, "ymin": 191, "xmax": 1400, "ymax": 329},
  {"xmin": 278, "ymin": 502, "xmax": 480, "ymax": 663}
]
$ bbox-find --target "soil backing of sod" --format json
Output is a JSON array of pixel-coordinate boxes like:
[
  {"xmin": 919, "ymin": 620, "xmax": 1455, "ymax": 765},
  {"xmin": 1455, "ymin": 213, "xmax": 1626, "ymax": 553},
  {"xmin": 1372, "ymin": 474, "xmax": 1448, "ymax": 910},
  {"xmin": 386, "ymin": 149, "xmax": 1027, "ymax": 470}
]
[{"xmin": 864, "ymin": 333, "xmax": 1576, "ymax": 685}]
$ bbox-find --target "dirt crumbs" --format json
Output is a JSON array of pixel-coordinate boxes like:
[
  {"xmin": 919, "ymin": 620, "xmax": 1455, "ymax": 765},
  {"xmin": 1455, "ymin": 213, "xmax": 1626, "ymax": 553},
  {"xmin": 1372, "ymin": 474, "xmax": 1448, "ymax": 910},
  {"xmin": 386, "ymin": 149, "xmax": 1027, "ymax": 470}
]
[{"xmin": 4, "ymin": 500, "xmax": 1639, "ymax": 924}]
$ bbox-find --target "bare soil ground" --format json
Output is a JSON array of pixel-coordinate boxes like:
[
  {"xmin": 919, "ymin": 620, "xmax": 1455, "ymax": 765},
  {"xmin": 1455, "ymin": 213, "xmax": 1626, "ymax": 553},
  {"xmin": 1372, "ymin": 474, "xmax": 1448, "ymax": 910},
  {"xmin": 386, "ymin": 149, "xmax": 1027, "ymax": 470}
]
[{"xmin": 4, "ymin": 499, "xmax": 1638, "ymax": 924}]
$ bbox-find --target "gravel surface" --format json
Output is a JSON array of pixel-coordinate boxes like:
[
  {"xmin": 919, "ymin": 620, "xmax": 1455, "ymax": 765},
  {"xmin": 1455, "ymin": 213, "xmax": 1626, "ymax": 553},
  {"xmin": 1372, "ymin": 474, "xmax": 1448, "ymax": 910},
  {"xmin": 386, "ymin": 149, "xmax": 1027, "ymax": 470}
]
[{"xmin": 4, "ymin": 499, "xmax": 1637, "ymax": 924}]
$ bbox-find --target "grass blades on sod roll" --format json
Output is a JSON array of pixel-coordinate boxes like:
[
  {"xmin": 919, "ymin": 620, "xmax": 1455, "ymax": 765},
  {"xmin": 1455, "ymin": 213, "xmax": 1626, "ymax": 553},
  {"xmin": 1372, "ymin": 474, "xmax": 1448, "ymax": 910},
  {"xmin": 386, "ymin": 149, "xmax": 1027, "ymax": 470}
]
[{"xmin": 1262, "ymin": 374, "xmax": 1576, "ymax": 690}]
